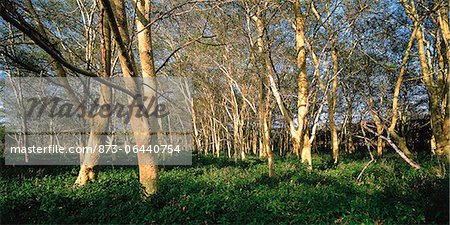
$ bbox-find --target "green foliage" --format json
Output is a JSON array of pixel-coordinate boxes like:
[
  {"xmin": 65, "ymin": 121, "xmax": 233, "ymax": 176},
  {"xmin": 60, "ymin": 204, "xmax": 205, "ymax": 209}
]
[{"xmin": 0, "ymin": 155, "xmax": 448, "ymax": 224}]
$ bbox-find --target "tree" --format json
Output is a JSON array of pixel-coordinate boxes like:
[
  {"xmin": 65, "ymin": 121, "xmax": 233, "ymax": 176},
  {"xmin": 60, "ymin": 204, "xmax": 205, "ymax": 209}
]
[{"xmin": 401, "ymin": 0, "xmax": 449, "ymax": 161}]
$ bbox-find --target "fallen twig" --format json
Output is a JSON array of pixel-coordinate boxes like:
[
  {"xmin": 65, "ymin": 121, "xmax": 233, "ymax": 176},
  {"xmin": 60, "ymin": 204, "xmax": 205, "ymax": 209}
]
[
  {"xmin": 357, "ymin": 122, "xmax": 375, "ymax": 181},
  {"xmin": 361, "ymin": 121, "xmax": 420, "ymax": 169}
]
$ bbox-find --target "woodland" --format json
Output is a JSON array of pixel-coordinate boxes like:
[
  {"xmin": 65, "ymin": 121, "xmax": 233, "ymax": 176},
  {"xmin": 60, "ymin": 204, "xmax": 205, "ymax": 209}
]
[{"xmin": 0, "ymin": 0, "xmax": 449, "ymax": 224}]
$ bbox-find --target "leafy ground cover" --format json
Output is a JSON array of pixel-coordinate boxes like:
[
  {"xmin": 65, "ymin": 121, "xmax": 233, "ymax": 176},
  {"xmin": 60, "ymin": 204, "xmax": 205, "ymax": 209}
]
[{"xmin": 0, "ymin": 154, "xmax": 448, "ymax": 224}]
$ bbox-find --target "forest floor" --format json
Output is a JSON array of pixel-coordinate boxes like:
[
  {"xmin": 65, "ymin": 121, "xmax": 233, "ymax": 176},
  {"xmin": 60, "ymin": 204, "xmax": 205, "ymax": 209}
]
[{"xmin": 0, "ymin": 153, "xmax": 448, "ymax": 224}]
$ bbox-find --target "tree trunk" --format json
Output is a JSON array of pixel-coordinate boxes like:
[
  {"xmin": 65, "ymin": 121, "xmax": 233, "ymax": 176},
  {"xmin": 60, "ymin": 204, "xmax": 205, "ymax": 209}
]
[
  {"xmin": 437, "ymin": 5, "xmax": 450, "ymax": 161},
  {"xmin": 401, "ymin": 0, "xmax": 448, "ymax": 161},
  {"xmin": 103, "ymin": 0, "xmax": 158, "ymax": 195},
  {"xmin": 24, "ymin": 0, "xmax": 110, "ymax": 186},
  {"xmin": 252, "ymin": 5, "xmax": 274, "ymax": 176},
  {"xmin": 345, "ymin": 97, "xmax": 355, "ymax": 153},
  {"xmin": 294, "ymin": 0, "xmax": 312, "ymax": 168},
  {"xmin": 388, "ymin": 26, "xmax": 417, "ymax": 160},
  {"xmin": 328, "ymin": 43, "xmax": 339, "ymax": 164},
  {"xmin": 134, "ymin": 0, "xmax": 160, "ymax": 195}
]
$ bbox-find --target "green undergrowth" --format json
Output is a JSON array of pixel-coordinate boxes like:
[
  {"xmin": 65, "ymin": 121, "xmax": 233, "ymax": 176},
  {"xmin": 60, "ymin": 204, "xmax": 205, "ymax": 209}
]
[{"xmin": 0, "ymin": 154, "xmax": 448, "ymax": 224}]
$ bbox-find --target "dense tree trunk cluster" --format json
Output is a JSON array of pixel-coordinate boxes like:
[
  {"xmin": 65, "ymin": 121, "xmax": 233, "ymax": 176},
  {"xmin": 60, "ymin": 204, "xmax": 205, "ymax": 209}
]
[{"xmin": 0, "ymin": 0, "xmax": 448, "ymax": 195}]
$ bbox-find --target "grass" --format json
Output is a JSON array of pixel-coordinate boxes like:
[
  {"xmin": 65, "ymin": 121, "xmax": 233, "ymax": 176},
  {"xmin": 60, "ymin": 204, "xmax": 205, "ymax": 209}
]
[{"xmin": 0, "ymin": 154, "xmax": 448, "ymax": 224}]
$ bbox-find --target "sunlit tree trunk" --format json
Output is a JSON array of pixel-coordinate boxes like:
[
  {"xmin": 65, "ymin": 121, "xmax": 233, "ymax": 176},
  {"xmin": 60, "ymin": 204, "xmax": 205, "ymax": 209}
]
[
  {"xmin": 294, "ymin": 0, "xmax": 312, "ymax": 168},
  {"xmin": 230, "ymin": 82, "xmax": 242, "ymax": 162},
  {"xmin": 191, "ymin": 101, "xmax": 202, "ymax": 153},
  {"xmin": 251, "ymin": 4, "xmax": 274, "ymax": 176},
  {"xmin": 102, "ymin": 0, "xmax": 158, "ymax": 195},
  {"xmin": 388, "ymin": 26, "xmax": 417, "ymax": 160},
  {"xmin": 23, "ymin": 0, "xmax": 110, "ymax": 185},
  {"xmin": 328, "ymin": 42, "xmax": 339, "ymax": 164},
  {"xmin": 251, "ymin": 1, "xmax": 312, "ymax": 171},
  {"xmin": 263, "ymin": 108, "xmax": 274, "ymax": 177},
  {"xmin": 258, "ymin": 84, "xmax": 271, "ymax": 161},
  {"xmin": 437, "ymin": 4, "xmax": 450, "ymax": 161},
  {"xmin": 401, "ymin": 0, "xmax": 449, "ymax": 161},
  {"xmin": 75, "ymin": 1, "xmax": 112, "ymax": 186},
  {"xmin": 134, "ymin": 0, "xmax": 159, "ymax": 195},
  {"xmin": 345, "ymin": 94, "xmax": 355, "ymax": 153},
  {"xmin": 366, "ymin": 92, "xmax": 385, "ymax": 157},
  {"xmin": 310, "ymin": 2, "xmax": 340, "ymax": 163}
]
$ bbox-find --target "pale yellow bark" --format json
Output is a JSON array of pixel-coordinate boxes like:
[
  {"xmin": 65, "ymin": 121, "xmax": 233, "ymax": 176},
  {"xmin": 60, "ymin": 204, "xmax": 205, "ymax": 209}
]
[
  {"xmin": 329, "ymin": 45, "xmax": 339, "ymax": 163},
  {"xmin": 104, "ymin": 0, "xmax": 158, "ymax": 195},
  {"xmin": 311, "ymin": 2, "xmax": 339, "ymax": 163},
  {"xmin": 294, "ymin": 0, "xmax": 312, "ymax": 168},
  {"xmin": 345, "ymin": 94, "xmax": 355, "ymax": 153},
  {"xmin": 386, "ymin": 27, "xmax": 417, "ymax": 160},
  {"xmin": 401, "ymin": 0, "xmax": 449, "ymax": 161},
  {"xmin": 134, "ymin": 0, "xmax": 159, "ymax": 195},
  {"xmin": 437, "ymin": 5, "xmax": 450, "ymax": 161},
  {"xmin": 25, "ymin": 0, "xmax": 112, "ymax": 185},
  {"xmin": 251, "ymin": 4, "xmax": 274, "ymax": 176},
  {"xmin": 253, "ymin": 1, "xmax": 312, "ymax": 169},
  {"xmin": 74, "ymin": 2, "xmax": 113, "ymax": 186},
  {"xmin": 367, "ymin": 92, "xmax": 384, "ymax": 157}
]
